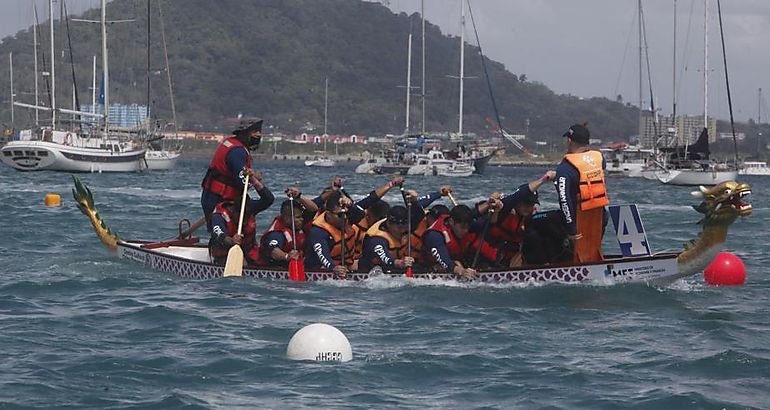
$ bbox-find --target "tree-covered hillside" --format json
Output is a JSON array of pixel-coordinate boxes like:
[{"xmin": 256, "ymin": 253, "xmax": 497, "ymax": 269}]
[{"xmin": 0, "ymin": 0, "xmax": 641, "ymax": 143}]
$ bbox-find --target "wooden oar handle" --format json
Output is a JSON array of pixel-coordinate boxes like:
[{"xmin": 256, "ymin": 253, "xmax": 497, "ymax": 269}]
[
  {"xmin": 235, "ymin": 176, "xmax": 250, "ymax": 236},
  {"xmin": 447, "ymin": 192, "xmax": 459, "ymax": 207}
]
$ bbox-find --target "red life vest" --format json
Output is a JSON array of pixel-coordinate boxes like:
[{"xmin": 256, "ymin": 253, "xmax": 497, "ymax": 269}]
[
  {"xmin": 425, "ymin": 214, "xmax": 463, "ymax": 261},
  {"xmin": 363, "ymin": 218, "xmax": 404, "ymax": 267},
  {"xmin": 311, "ymin": 212, "xmax": 360, "ymax": 267},
  {"xmin": 209, "ymin": 201, "xmax": 258, "ymax": 262},
  {"xmin": 201, "ymin": 137, "xmax": 252, "ymax": 201},
  {"xmin": 256, "ymin": 216, "xmax": 306, "ymax": 265}
]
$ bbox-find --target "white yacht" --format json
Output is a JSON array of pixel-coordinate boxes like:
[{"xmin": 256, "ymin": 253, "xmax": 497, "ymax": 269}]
[
  {"xmin": 601, "ymin": 145, "xmax": 655, "ymax": 177},
  {"xmin": 1, "ymin": 128, "xmax": 145, "ymax": 172},
  {"xmin": 407, "ymin": 150, "xmax": 474, "ymax": 177},
  {"xmin": 739, "ymin": 161, "xmax": 770, "ymax": 176}
]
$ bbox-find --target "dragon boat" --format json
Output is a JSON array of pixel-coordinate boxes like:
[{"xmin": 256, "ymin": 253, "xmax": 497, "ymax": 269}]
[{"xmin": 72, "ymin": 176, "xmax": 752, "ymax": 287}]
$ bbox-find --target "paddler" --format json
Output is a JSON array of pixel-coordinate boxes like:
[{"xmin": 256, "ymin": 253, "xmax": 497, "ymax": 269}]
[
  {"xmin": 256, "ymin": 187, "xmax": 318, "ymax": 266},
  {"xmin": 303, "ymin": 191, "xmax": 364, "ymax": 278},
  {"xmin": 555, "ymin": 123, "xmax": 609, "ymax": 263},
  {"xmin": 208, "ymin": 170, "xmax": 274, "ymax": 265},
  {"xmin": 421, "ymin": 204, "xmax": 477, "ymax": 279},
  {"xmin": 200, "ymin": 117, "xmax": 264, "ymax": 231},
  {"xmin": 468, "ymin": 172, "xmax": 556, "ymax": 267},
  {"xmin": 358, "ymin": 205, "xmax": 414, "ymax": 272},
  {"xmin": 405, "ymin": 185, "xmax": 453, "ymax": 263}
]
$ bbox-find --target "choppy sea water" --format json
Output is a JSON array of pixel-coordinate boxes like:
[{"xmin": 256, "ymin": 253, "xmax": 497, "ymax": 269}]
[{"xmin": 1, "ymin": 159, "xmax": 768, "ymax": 409}]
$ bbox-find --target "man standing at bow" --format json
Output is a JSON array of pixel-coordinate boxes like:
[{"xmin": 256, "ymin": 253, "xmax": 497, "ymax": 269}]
[{"xmin": 200, "ymin": 117, "xmax": 264, "ymax": 230}]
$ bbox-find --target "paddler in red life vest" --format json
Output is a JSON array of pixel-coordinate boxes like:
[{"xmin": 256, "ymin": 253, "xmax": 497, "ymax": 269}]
[
  {"xmin": 358, "ymin": 205, "xmax": 414, "ymax": 272},
  {"xmin": 256, "ymin": 187, "xmax": 319, "ymax": 266},
  {"xmin": 304, "ymin": 190, "xmax": 364, "ymax": 278},
  {"xmin": 208, "ymin": 171, "xmax": 275, "ymax": 266},
  {"xmin": 555, "ymin": 123, "xmax": 609, "ymax": 263},
  {"xmin": 470, "ymin": 172, "xmax": 556, "ymax": 268},
  {"xmin": 201, "ymin": 117, "xmax": 264, "ymax": 231},
  {"xmin": 405, "ymin": 185, "xmax": 454, "ymax": 263},
  {"xmin": 422, "ymin": 204, "xmax": 477, "ymax": 280}
]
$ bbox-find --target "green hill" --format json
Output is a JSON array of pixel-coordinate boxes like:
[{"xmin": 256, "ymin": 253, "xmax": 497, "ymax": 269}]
[{"xmin": 0, "ymin": 0, "xmax": 643, "ymax": 146}]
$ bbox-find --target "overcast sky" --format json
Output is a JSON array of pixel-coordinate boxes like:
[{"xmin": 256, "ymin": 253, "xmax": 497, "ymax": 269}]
[{"xmin": 2, "ymin": 0, "xmax": 768, "ymax": 122}]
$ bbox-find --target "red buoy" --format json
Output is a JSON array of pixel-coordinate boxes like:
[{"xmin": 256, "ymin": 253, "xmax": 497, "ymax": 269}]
[{"xmin": 704, "ymin": 252, "xmax": 746, "ymax": 286}]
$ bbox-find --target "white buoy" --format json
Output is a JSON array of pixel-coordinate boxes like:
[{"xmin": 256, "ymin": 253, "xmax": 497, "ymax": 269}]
[{"xmin": 286, "ymin": 323, "xmax": 352, "ymax": 362}]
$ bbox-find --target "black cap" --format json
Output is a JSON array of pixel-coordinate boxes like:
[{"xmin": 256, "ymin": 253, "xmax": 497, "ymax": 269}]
[
  {"xmin": 386, "ymin": 205, "xmax": 409, "ymax": 225},
  {"xmin": 563, "ymin": 123, "xmax": 590, "ymax": 145},
  {"xmin": 232, "ymin": 117, "xmax": 263, "ymax": 135}
]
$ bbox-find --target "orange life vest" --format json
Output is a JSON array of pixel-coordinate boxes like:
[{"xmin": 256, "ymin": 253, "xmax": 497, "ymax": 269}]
[
  {"xmin": 408, "ymin": 218, "xmax": 429, "ymax": 262},
  {"xmin": 209, "ymin": 201, "xmax": 258, "ymax": 263},
  {"xmin": 201, "ymin": 137, "xmax": 252, "ymax": 201},
  {"xmin": 564, "ymin": 150, "xmax": 609, "ymax": 211},
  {"xmin": 564, "ymin": 150, "xmax": 608, "ymax": 263},
  {"xmin": 311, "ymin": 212, "xmax": 359, "ymax": 267},
  {"xmin": 363, "ymin": 219, "xmax": 405, "ymax": 267},
  {"xmin": 352, "ymin": 216, "xmax": 371, "ymax": 260}
]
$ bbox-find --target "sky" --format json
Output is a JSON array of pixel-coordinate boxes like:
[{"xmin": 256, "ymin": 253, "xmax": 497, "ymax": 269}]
[{"xmin": 2, "ymin": 0, "xmax": 768, "ymax": 122}]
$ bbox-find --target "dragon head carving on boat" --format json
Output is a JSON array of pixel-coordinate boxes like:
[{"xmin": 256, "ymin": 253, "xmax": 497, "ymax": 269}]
[
  {"xmin": 676, "ymin": 180, "xmax": 752, "ymax": 276},
  {"xmin": 72, "ymin": 175, "xmax": 119, "ymax": 251}
]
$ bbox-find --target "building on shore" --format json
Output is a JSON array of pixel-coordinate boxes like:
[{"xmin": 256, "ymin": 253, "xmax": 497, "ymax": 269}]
[{"xmin": 639, "ymin": 112, "xmax": 717, "ymax": 148}]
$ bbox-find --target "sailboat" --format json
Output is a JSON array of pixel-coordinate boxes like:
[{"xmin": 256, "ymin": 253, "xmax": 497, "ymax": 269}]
[
  {"xmin": 656, "ymin": 0, "xmax": 737, "ymax": 186},
  {"xmin": 305, "ymin": 78, "xmax": 335, "ymax": 167},
  {"xmin": 1, "ymin": 0, "xmax": 146, "ymax": 172},
  {"xmin": 142, "ymin": 0, "xmax": 182, "ymax": 171}
]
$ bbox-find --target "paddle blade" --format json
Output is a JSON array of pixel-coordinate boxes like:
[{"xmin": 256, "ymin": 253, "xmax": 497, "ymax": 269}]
[
  {"xmin": 406, "ymin": 266, "xmax": 413, "ymax": 278},
  {"xmin": 288, "ymin": 259, "xmax": 307, "ymax": 282},
  {"xmin": 223, "ymin": 245, "xmax": 244, "ymax": 277},
  {"xmin": 297, "ymin": 259, "xmax": 306, "ymax": 281}
]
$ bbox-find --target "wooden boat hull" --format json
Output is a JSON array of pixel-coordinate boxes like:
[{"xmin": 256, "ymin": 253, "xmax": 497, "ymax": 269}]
[{"xmin": 117, "ymin": 240, "xmax": 685, "ymax": 286}]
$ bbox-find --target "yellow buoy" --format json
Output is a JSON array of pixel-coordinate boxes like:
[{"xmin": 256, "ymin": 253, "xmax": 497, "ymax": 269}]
[{"xmin": 45, "ymin": 193, "xmax": 62, "ymax": 207}]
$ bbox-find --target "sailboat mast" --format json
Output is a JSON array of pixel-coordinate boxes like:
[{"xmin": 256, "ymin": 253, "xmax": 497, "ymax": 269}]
[
  {"xmin": 49, "ymin": 0, "xmax": 56, "ymax": 127},
  {"xmin": 670, "ymin": 0, "xmax": 677, "ymax": 150},
  {"xmin": 323, "ymin": 77, "xmax": 328, "ymax": 155},
  {"xmin": 33, "ymin": 4, "xmax": 39, "ymax": 126},
  {"xmin": 91, "ymin": 56, "xmax": 96, "ymax": 113},
  {"xmin": 405, "ymin": 33, "xmax": 412, "ymax": 133},
  {"xmin": 101, "ymin": 0, "xmax": 109, "ymax": 134},
  {"xmin": 703, "ymin": 0, "xmax": 708, "ymax": 129},
  {"xmin": 638, "ymin": 0, "xmax": 643, "ymax": 126},
  {"xmin": 9, "ymin": 53, "xmax": 13, "ymax": 126},
  {"xmin": 458, "ymin": 0, "xmax": 465, "ymax": 136},
  {"xmin": 146, "ymin": 0, "xmax": 151, "ymax": 122},
  {"xmin": 421, "ymin": 0, "xmax": 426, "ymax": 135}
]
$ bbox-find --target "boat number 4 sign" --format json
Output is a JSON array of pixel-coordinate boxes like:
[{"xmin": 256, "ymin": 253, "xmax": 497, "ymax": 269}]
[{"xmin": 608, "ymin": 204, "xmax": 651, "ymax": 257}]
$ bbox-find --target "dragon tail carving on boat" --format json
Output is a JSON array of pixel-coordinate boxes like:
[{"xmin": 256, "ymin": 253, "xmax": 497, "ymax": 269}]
[{"xmin": 72, "ymin": 175, "xmax": 120, "ymax": 251}]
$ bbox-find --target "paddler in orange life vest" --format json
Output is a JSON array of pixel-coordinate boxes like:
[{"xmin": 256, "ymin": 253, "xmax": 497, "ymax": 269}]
[
  {"xmin": 256, "ymin": 187, "xmax": 319, "ymax": 266},
  {"xmin": 422, "ymin": 204, "xmax": 477, "ymax": 280},
  {"xmin": 358, "ymin": 205, "xmax": 414, "ymax": 272},
  {"xmin": 201, "ymin": 117, "xmax": 264, "ymax": 231},
  {"xmin": 208, "ymin": 170, "xmax": 275, "ymax": 266},
  {"xmin": 555, "ymin": 123, "xmax": 609, "ymax": 263},
  {"xmin": 469, "ymin": 172, "xmax": 556, "ymax": 268},
  {"xmin": 304, "ymin": 190, "xmax": 364, "ymax": 278}
]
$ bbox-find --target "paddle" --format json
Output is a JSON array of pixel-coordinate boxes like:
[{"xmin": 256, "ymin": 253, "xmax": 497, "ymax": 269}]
[
  {"xmin": 339, "ymin": 210, "xmax": 348, "ymax": 277},
  {"xmin": 399, "ymin": 186, "xmax": 413, "ymax": 278},
  {"xmin": 288, "ymin": 195, "xmax": 306, "ymax": 282},
  {"xmin": 447, "ymin": 191, "xmax": 459, "ymax": 207},
  {"xmin": 223, "ymin": 176, "xmax": 250, "ymax": 277},
  {"xmin": 471, "ymin": 208, "xmax": 494, "ymax": 269}
]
